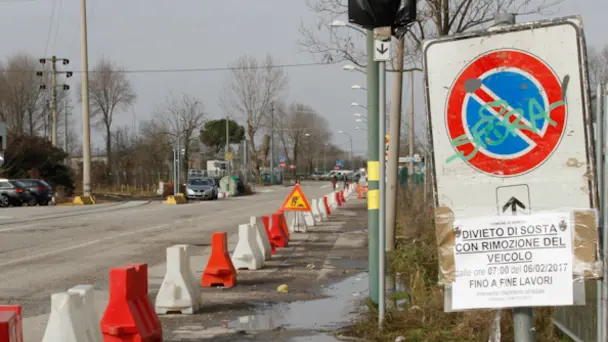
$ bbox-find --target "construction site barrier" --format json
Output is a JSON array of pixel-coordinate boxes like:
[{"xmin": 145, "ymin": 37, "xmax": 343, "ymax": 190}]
[
  {"xmin": 100, "ymin": 264, "xmax": 162, "ymax": 342},
  {"xmin": 0, "ymin": 306, "xmax": 22, "ymax": 342},
  {"xmin": 269, "ymin": 213, "xmax": 288, "ymax": 248},
  {"xmin": 0, "ymin": 311, "xmax": 18, "ymax": 342},
  {"xmin": 155, "ymin": 246, "xmax": 199, "ymax": 315},
  {"xmin": 262, "ymin": 215, "xmax": 277, "ymax": 255},
  {"xmin": 202, "ymin": 232, "xmax": 237, "ymax": 288},
  {"xmin": 165, "ymin": 194, "xmax": 186, "ymax": 205},
  {"xmin": 231, "ymin": 224, "xmax": 265, "ymax": 270},
  {"xmin": 251, "ymin": 217, "xmax": 272, "ymax": 261},
  {"xmin": 73, "ymin": 196, "xmax": 96, "ymax": 205}
]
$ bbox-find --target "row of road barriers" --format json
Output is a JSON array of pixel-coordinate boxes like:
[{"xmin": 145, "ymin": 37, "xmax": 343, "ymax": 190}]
[{"xmin": 0, "ymin": 184, "xmax": 357, "ymax": 341}]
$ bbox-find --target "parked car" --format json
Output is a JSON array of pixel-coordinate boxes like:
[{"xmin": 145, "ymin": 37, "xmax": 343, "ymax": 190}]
[
  {"xmin": 0, "ymin": 179, "xmax": 34, "ymax": 207},
  {"xmin": 185, "ymin": 177, "xmax": 217, "ymax": 200},
  {"xmin": 310, "ymin": 171, "xmax": 324, "ymax": 180},
  {"xmin": 16, "ymin": 179, "xmax": 53, "ymax": 206}
]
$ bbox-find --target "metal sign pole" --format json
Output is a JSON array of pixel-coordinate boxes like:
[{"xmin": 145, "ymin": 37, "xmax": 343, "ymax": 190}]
[
  {"xmin": 600, "ymin": 82, "xmax": 608, "ymax": 342},
  {"xmin": 378, "ymin": 58, "xmax": 387, "ymax": 327}
]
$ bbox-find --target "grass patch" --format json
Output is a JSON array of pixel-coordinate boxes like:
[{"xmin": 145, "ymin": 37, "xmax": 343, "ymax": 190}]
[{"xmin": 344, "ymin": 186, "xmax": 563, "ymax": 341}]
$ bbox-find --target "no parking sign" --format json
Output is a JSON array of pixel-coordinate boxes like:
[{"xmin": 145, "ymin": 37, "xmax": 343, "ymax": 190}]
[{"xmin": 424, "ymin": 16, "xmax": 594, "ymax": 219}]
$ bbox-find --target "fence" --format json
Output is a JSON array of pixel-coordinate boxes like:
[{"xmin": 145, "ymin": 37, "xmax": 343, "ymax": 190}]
[{"xmin": 552, "ymin": 84, "xmax": 606, "ymax": 341}]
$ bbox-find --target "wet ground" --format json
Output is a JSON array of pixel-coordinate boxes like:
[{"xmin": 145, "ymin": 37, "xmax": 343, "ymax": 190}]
[{"xmin": 168, "ymin": 273, "xmax": 369, "ymax": 341}]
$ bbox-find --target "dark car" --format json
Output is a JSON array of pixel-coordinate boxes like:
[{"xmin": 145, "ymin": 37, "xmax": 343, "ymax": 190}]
[
  {"xmin": 0, "ymin": 179, "xmax": 34, "ymax": 207},
  {"xmin": 17, "ymin": 179, "xmax": 53, "ymax": 206}
]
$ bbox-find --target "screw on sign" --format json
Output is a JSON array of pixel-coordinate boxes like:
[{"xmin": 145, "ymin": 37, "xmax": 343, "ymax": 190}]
[{"xmin": 445, "ymin": 49, "xmax": 566, "ymax": 176}]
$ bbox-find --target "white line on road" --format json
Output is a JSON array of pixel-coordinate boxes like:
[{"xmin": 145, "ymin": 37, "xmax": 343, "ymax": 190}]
[
  {"xmin": 0, "ymin": 224, "xmax": 39, "ymax": 233},
  {"xmin": 0, "ymin": 223, "xmax": 171, "ymax": 268}
]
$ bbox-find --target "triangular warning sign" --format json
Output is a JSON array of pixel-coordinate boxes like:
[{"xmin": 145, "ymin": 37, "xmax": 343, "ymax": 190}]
[{"xmin": 280, "ymin": 184, "xmax": 312, "ymax": 211}]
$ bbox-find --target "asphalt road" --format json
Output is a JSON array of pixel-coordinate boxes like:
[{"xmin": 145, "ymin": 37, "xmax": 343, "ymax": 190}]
[{"xmin": 0, "ymin": 182, "xmax": 333, "ymax": 332}]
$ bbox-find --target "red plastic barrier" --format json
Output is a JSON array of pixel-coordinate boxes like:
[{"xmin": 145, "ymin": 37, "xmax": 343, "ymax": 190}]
[
  {"xmin": 336, "ymin": 192, "xmax": 342, "ymax": 207},
  {"xmin": 276, "ymin": 210, "xmax": 291, "ymax": 241},
  {"xmin": 0, "ymin": 306, "xmax": 22, "ymax": 342},
  {"xmin": 340, "ymin": 190, "xmax": 346, "ymax": 203},
  {"xmin": 262, "ymin": 215, "xmax": 277, "ymax": 254},
  {"xmin": 100, "ymin": 264, "xmax": 162, "ymax": 342},
  {"xmin": 201, "ymin": 232, "xmax": 237, "ymax": 288},
  {"xmin": 323, "ymin": 196, "xmax": 331, "ymax": 216},
  {"xmin": 269, "ymin": 213, "xmax": 288, "ymax": 248},
  {"xmin": 0, "ymin": 311, "xmax": 18, "ymax": 342}
]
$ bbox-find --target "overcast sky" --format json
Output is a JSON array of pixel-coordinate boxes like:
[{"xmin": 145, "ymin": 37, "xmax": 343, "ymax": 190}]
[{"xmin": 0, "ymin": 0, "xmax": 605, "ymax": 158}]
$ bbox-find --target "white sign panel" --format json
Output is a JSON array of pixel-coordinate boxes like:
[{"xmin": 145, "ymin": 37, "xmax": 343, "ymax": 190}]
[
  {"xmin": 451, "ymin": 212, "xmax": 574, "ymax": 310},
  {"xmin": 374, "ymin": 40, "xmax": 390, "ymax": 61},
  {"xmin": 423, "ymin": 17, "xmax": 593, "ymax": 218}
]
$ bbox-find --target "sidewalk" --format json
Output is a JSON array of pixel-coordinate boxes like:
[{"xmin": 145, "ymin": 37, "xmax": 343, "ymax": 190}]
[{"xmin": 161, "ymin": 200, "xmax": 369, "ymax": 341}]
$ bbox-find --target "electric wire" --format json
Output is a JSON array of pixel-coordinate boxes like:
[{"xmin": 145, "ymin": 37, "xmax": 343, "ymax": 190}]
[
  {"xmin": 42, "ymin": 0, "xmax": 57, "ymax": 56},
  {"xmin": 0, "ymin": 61, "xmax": 339, "ymax": 74}
]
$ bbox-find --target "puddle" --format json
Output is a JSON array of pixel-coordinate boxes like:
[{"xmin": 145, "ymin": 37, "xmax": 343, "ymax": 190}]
[{"xmin": 230, "ymin": 273, "xmax": 368, "ymax": 332}]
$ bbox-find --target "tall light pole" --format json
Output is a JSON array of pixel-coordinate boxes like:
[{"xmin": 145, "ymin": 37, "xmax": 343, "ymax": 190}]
[
  {"xmin": 334, "ymin": 19, "xmax": 380, "ymax": 303},
  {"xmin": 337, "ymin": 130, "xmax": 353, "ymax": 169},
  {"xmin": 352, "ymin": 84, "xmax": 367, "ymax": 91},
  {"xmin": 80, "ymin": 0, "xmax": 92, "ymax": 196}
]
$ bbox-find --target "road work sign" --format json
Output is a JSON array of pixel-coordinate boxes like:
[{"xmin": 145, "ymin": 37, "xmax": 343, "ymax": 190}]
[
  {"xmin": 280, "ymin": 184, "xmax": 312, "ymax": 211},
  {"xmin": 423, "ymin": 16, "xmax": 594, "ymax": 218},
  {"xmin": 451, "ymin": 212, "xmax": 573, "ymax": 310}
]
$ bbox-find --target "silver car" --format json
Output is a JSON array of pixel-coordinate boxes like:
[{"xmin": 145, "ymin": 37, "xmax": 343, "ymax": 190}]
[{"xmin": 185, "ymin": 178, "xmax": 217, "ymax": 200}]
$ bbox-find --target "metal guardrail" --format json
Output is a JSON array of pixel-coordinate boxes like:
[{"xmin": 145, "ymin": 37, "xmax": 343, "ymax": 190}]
[{"xmin": 553, "ymin": 281, "xmax": 597, "ymax": 342}]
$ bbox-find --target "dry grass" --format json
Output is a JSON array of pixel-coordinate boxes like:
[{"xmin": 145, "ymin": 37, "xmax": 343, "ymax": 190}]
[{"xmin": 344, "ymin": 187, "xmax": 564, "ymax": 342}]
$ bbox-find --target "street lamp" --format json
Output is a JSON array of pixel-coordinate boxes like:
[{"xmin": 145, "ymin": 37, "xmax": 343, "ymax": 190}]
[
  {"xmin": 330, "ymin": 20, "xmax": 365, "ymax": 33},
  {"xmin": 356, "ymin": 118, "xmax": 366, "ymax": 123},
  {"xmin": 351, "ymin": 102, "xmax": 367, "ymax": 109},
  {"xmin": 354, "ymin": 112, "xmax": 367, "ymax": 118},
  {"xmin": 337, "ymin": 130, "xmax": 354, "ymax": 169},
  {"xmin": 352, "ymin": 84, "xmax": 367, "ymax": 91},
  {"xmin": 343, "ymin": 64, "xmax": 366, "ymax": 74},
  {"xmin": 355, "ymin": 126, "xmax": 367, "ymax": 131}
]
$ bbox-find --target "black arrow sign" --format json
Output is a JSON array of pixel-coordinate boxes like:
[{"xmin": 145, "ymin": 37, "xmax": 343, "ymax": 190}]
[
  {"xmin": 502, "ymin": 196, "xmax": 526, "ymax": 215},
  {"xmin": 376, "ymin": 43, "xmax": 388, "ymax": 55}
]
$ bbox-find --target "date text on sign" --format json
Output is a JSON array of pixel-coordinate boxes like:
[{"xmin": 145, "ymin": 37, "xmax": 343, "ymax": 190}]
[{"xmin": 451, "ymin": 211, "xmax": 573, "ymax": 310}]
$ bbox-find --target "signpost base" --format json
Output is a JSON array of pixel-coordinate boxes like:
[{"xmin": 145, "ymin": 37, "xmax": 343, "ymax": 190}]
[{"xmin": 513, "ymin": 307, "xmax": 536, "ymax": 341}]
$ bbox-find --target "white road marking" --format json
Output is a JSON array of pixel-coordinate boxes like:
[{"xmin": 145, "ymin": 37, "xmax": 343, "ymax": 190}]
[
  {"xmin": 0, "ymin": 224, "xmax": 39, "ymax": 233},
  {"xmin": 0, "ymin": 223, "xmax": 170, "ymax": 268}
]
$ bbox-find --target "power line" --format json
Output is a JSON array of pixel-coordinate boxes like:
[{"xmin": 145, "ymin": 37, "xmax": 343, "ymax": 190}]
[
  {"xmin": 42, "ymin": 0, "xmax": 57, "ymax": 56},
  {"xmin": 0, "ymin": 61, "xmax": 339, "ymax": 74}
]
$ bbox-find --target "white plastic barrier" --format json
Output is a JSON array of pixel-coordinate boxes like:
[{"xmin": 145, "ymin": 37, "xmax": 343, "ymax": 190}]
[
  {"xmin": 303, "ymin": 211, "xmax": 315, "ymax": 227},
  {"xmin": 174, "ymin": 244, "xmax": 201, "ymax": 307},
  {"xmin": 290, "ymin": 211, "xmax": 308, "ymax": 233},
  {"xmin": 231, "ymin": 224, "xmax": 264, "ymax": 270},
  {"xmin": 155, "ymin": 246, "xmax": 198, "ymax": 314},
  {"xmin": 329, "ymin": 192, "xmax": 338, "ymax": 210},
  {"xmin": 67, "ymin": 285, "xmax": 103, "ymax": 342},
  {"xmin": 317, "ymin": 197, "xmax": 328, "ymax": 219},
  {"xmin": 311, "ymin": 198, "xmax": 322, "ymax": 223},
  {"xmin": 42, "ymin": 292, "xmax": 90, "ymax": 342},
  {"xmin": 250, "ymin": 216, "xmax": 272, "ymax": 260}
]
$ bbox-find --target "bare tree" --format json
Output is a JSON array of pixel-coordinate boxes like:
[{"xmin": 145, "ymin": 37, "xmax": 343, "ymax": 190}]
[
  {"xmin": 0, "ymin": 53, "xmax": 49, "ymax": 135},
  {"xmin": 155, "ymin": 92, "xmax": 206, "ymax": 180},
  {"xmin": 299, "ymin": 0, "xmax": 563, "ymax": 68},
  {"xmin": 588, "ymin": 45, "xmax": 608, "ymax": 87},
  {"xmin": 219, "ymin": 54, "xmax": 288, "ymax": 177},
  {"xmin": 86, "ymin": 57, "xmax": 136, "ymax": 173}
]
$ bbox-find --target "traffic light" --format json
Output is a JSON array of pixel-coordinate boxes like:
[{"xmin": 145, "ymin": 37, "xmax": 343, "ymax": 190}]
[{"xmin": 348, "ymin": 0, "xmax": 417, "ymax": 37}]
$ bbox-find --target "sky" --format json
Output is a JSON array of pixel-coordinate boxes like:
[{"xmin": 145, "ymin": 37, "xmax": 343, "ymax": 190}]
[{"xmin": 0, "ymin": 0, "xmax": 606, "ymax": 159}]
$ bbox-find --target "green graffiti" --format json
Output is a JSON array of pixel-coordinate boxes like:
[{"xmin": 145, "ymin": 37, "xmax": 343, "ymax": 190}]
[{"xmin": 445, "ymin": 98, "xmax": 565, "ymax": 164}]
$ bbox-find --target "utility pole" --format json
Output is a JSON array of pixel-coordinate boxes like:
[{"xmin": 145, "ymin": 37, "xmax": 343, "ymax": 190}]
[
  {"xmin": 386, "ymin": 38, "xmax": 405, "ymax": 253},
  {"xmin": 408, "ymin": 71, "xmax": 415, "ymax": 174},
  {"xmin": 366, "ymin": 29, "xmax": 380, "ymax": 304},
  {"xmin": 270, "ymin": 104, "xmax": 275, "ymax": 184},
  {"xmin": 64, "ymin": 99, "xmax": 69, "ymax": 154},
  {"xmin": 225, "ymin": 117, "xmax": 230, "ymax": 174},
  {"xmin": 80, "ymin": 0, "xmax": 92, "ymax": 196},
  {"xmin": 37, "ymin": 56, "xmax": 72, "ymax": 147}
]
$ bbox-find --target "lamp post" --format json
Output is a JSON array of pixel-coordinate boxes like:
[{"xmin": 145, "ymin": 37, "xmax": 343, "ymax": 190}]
[
  {"xmin": 337, "ymin": 130, "xmax": 354, "ymax": 169},
  {"xmin": 352, "ymin": 84, "xmax": 367, "ymax": 91}
]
